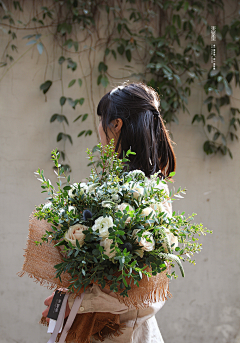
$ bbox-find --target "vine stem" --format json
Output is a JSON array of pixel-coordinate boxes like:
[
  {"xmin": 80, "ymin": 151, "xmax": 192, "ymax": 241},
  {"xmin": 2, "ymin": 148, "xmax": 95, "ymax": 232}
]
[{"xmin": 0, "ymin": 44, "xmax": 34, "ymax": 82}]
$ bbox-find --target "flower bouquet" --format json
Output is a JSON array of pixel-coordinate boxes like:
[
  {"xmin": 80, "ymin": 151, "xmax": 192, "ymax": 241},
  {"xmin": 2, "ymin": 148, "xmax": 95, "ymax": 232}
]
[{"xmin": 28, "ymin": 139, "xmax": 210, "ymax": 302}]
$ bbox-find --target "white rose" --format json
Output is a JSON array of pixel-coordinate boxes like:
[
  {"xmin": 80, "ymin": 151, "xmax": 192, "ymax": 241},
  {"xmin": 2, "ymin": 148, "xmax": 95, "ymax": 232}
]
[
  {"xmin": 131, "ymin": 186, "xmax": 144, "ymax": 199},
  {"xmin": 68, "ymin": 205, "xmax": 76, "ymax": 214},
  {"xmin": 92, "ymin": 216, "xmax": 113, "ymax": 238},
  {"xmin": 133, "ymin": 229, "xmax": 155, "ymax": 252},
  {"xmin": 100, "ymin": 238, "xmax": 117, "ymax": 259},
  {"xmin": 162, "ymin": 228, "xmax": 178, "ymax": 252},
  {"xmin": 118, "ymin": 203, "xmax": 134, "ymax": 224},
  {"xmin": 141, "ymin": 207, "xmax": 156, "ymax": 220},
  {"xmin": 64, "ymin": 224, "xmax": 88, "ymax": 247},
  {"xmin": 150, "ymin": 202, "xmax": 172, "ymax": 219},
  {"xmin": 150, "ymin": 202, "xmax": 164, "ymax": 213}
]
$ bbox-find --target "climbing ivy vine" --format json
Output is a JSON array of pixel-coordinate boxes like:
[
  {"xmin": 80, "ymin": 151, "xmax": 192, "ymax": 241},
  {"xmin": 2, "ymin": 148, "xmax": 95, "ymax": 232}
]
[{"xmin": 0, "ymin": 0, "xmax": 240, "ymax": 167}]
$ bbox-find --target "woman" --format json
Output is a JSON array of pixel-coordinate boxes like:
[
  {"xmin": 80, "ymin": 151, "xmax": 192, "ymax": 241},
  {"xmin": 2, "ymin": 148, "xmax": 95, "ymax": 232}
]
[{"xmin": 42, "ymin": 82, "xmax": 176, "ymax": 342}]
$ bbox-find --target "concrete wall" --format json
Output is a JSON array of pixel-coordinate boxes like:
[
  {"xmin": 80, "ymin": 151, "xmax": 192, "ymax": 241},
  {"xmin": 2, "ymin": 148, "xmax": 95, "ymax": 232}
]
[{"xmin": 0, "ymin": 4, "xmax": 240, "ymax": 343}]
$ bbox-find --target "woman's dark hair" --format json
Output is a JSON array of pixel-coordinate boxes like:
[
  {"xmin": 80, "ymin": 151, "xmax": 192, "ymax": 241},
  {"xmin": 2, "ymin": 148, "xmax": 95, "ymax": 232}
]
[{"xmin": 97, "ymin": 83, "xmax": 176, "ymax": 178}]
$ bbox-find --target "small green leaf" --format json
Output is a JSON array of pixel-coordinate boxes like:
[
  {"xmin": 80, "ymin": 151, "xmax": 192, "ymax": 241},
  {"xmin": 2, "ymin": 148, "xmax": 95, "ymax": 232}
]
[
  {"xmin": 50, "ymin": 114, "xmax": 69, "ymax": 125},
  {"xmin": 97, "ymin": 75, "xmax": 102, "ymax": 85},
  {"xmin": 73, "ymin": 41, "xmax": 79, "ymax": 52},
  {"xmin": 117, "ymin": 44, "xmax": 125, "ymax": 55},
  {"xmin": 78, "ymin": 130, "xmax": 86, "ymax": 137},
  {"xmin": 101, "ymin": 75, "xmax": 109, "ymax": 88},
  {"xmin": 126, "ymin": 49, "xmax": 131, "ymax": 62},
  {"xmin": 73, "ymin": 115, "xmax": 82, "ymax": 122},
  {"xmin": 111, "ymin": 50, "xmax": 117, "ymax": 59},
  {"xmin": 40, "ymin": 80, "xmax": 52, "ymax": 94},
  {"xmin": 82, "ymin": 113, "xmax": 88, "ymax": 121},
  {"xmin": 98, "ymin": 62, "xmax": 108, "ymax": 73},
  {"xmin": 78, "ymin": 78, "xmax": 82, "ymax": 87},
  {"xmin": 58, "ymin": 56, "xmax": 65, "ymax": 65},
  {"xmin": 78, "ymin": 98, "xmax": 85, "ymax": 105},
  {"xmin": 60, "ymin": 96, "xmax": 66, "ymax": 106},
  {"xmin": 68, "ymin": 79, "xmax": 76, "ymax": 87},
  {"xmin": 26, "ymin": 39, "xmax": 36, "ymax": 45},
  {"xmin": 37, "ymin": 42, "xmax": 43, "ymax": 54},
  {"xmin": 85, "ymin": 130, "xmax": 92, "ymax": 136}
]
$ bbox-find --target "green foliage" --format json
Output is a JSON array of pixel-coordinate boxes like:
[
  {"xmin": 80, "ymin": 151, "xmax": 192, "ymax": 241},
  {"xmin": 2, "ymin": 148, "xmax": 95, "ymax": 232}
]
[{"xmin": 0, "ymin": 0, "xmax": 240, "ymax": 162}]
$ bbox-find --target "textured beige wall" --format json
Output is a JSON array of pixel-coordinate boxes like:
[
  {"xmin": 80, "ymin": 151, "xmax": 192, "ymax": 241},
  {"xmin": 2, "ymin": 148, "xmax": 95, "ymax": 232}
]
[{"xmin": 0, "ymin": 9, "xmax": 240, "ymax": 343}]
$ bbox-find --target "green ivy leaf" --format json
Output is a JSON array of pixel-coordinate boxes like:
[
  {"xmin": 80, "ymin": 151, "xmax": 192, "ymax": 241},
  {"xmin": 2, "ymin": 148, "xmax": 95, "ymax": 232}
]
[
  {"xmin": 50, "ymin": 114, "xmax": 69, "ymax": 125},
  {"xmin": 68, "ymin": 79, "xmax": 76, "ymax": 87},
  {"xmin": 85, "ymin": 130, "xmax": 92, "ymax": 136},
  {"xmin": 126, "ymin": 49, "xmax": 131, "ymax": 62},
  {"xmin": 57, "ymin": 132, "xmax": 73, "ymax": 144},
  {"xmin": 58, "ymin": 56, "xmax": 65, "ymax": 65},
  {"xmin": 78, "ymin": 130, "xmax": 86, "ymax": 137},
  {"xmin": 82, "ymin": 113, "xmax": 88, "ymax": 121},
  {"xmin": 78, "ymin": 98, "xmax": 85, "ymax": 105},
  {"xmin": 40, "ymin": 80, "xmax": 52, "ymax": 94},
  {"xmin": 98, "ymin": 62, "xmax": 108, "ymax": 73},
  {"xmin": 78, "ymin": 78, "xmax": 82, "ymax": 87},
  {"xmin": 101, "ymin": 75, "xmax": 109, "ymax": 88},
  {"xmin": 117, "ymin": 44, "xmax": 125, "ymax": 55},
  {"xmin": 73, "ymin": 41, "xmax": 79, "ymax": 52},
  {"xmin": 111, "ymin": 50, "xmax": 117, "ymax": 59},
  {"xmin": 97, "ymin": 75, "xmax": 102, "ymax": 85},
  {"xmin": 37, "ymin": 42, "xmax": 43, "ymax": 54},
  {"xmin": 73, "ymin": 115, "xmax": 82, "ymax": 122},
  {"xmin": 60, "ymin": 96, "xmax": 66, "ymax": 106}
]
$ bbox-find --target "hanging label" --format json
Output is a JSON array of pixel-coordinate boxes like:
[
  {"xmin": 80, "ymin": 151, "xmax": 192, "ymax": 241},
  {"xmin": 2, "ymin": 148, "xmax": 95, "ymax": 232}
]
[{"xmin": 47, "ymin": 290, "xmax": 66, "ymax": 321}]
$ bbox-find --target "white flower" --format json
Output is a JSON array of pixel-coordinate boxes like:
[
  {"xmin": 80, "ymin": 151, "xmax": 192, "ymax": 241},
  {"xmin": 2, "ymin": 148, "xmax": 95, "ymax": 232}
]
[
  {"xmin": 68, "ymin": 206, "xmax": 76, "ymax": 214},
  {"xmin": 118, "ymin": 203, "xmax": 134, "ymax": 224},
  {"xmin": 131, "ymin": 185, "xmax": 144, "ymax": 199},
  {"xmin": 92, "ymin": 216, "xmax": 113, "ymax": 238},
  {"xmin": 141, "ymin": 207, "xmax": 156, "ymax": 219},
  {"xmin": 64, "ymin": 224, "xmax": 88, "ymax": 247},
  {"xmin": 87, "ymin": 183, "xmax": 98, "ymax": 194},
  {"xmin": 68, "ymin": 183, "xmax": 78, "ymax": 198},
  {"xmin": 111, "ymin": 194, "xmax": 119, "ymax": 201},
  {"xmin": 133, "ymin": 229, "xmax": 155, "ymax": 252},
  {"xmin": 100, "ymin": 238, "xmax": 117, "ymax": 259},
  {"xmin": 162, "ymin": 228, "xmax": 178, "ymax": 252},
  {"xmin": 150, "ymin": 201, "xmax": 172, "ymax": 218},
  {"xmin": 79, "ymin": 182, "xmax": 88, "ymax": 195},
  {"xmin": 42, "ymin": 202, "xmax": 52, "ymax": 211}
]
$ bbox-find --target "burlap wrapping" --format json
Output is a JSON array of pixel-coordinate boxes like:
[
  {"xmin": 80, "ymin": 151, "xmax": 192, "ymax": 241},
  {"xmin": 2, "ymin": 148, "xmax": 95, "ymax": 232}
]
[{"xmin": 18, "ymin": 213, "xmax": 171, "ymax": 341}]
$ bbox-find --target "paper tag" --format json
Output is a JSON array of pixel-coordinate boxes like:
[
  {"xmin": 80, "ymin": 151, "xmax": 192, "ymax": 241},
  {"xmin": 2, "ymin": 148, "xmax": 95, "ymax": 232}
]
[
  {"xmin": 47, "ymin": 290, "xmax": 66, "ymax": 321},
  {"xmin": 47, "ymin": 318, "xmax": 64, "ymax": 334}
]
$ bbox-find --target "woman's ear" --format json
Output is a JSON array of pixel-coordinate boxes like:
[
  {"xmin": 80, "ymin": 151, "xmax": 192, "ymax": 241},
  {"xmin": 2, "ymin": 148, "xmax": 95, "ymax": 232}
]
[{"xmin": 112, "ymin": 118, "xmax": 123, "ymax": 133}]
